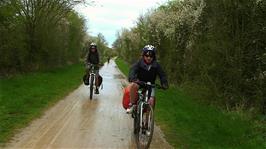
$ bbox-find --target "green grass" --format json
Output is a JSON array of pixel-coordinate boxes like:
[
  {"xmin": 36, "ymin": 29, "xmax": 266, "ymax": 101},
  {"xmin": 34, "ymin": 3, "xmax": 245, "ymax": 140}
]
[
  {"xmin": 115, "ymin": 57, "xmax": 130, "ymax": 76},
  {"xmin": 156, "ymin": 88, "xmax": 265, "ymax": 149},
  {"xmin": 115, "ymin": 57, "xmax": 266, "ymax": 149},
  {"xmin": 0, "ymin": 63, "xmax": 84, "ymax": 144}
]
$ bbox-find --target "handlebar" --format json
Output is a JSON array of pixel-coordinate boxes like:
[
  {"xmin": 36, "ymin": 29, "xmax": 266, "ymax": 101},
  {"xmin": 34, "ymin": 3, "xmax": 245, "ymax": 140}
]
[
  {"xmin": 133, "ymin": 81, "xmax": 160, "ymax": 89},
  {"xmin": 86, "ymin": 63, "xmax": 98, "ymax": 69},
  {"xmin": 133, "ymin": 81, "xmax": 167, "ymax": 90}
]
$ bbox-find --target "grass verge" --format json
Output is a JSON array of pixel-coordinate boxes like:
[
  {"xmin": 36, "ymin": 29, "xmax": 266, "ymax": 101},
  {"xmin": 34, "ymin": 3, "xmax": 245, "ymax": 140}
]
[
  {"xmin": 115, "ymin": 57, "xmax": 266, "ymax": 149},
  {"xmin": 115, "ymin": 57, "xmax": 130, "ymax": 76},
  {"xmin": 0, "ymin": 63, "xmax": 84, "ymax": 144}
]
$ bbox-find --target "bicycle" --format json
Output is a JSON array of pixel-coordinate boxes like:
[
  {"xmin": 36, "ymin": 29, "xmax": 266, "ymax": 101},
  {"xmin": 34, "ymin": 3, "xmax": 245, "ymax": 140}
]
[
  {"xmin": 132, "ymin": 81, "xmax": 157, "ymax": 149},
  {"xmin": 107, "ymin": 57, "xmax": 110, "ymax": 64},
  {"xmin": 88, "ymin": 64, "xmax": 97, "ymax": 100}
]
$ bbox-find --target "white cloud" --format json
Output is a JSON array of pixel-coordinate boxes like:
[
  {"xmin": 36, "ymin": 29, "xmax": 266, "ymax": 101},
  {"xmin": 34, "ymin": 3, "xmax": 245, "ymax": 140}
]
[{"xmin": 75, "ymin": 0, "xmax": 169, "ymax": 47}]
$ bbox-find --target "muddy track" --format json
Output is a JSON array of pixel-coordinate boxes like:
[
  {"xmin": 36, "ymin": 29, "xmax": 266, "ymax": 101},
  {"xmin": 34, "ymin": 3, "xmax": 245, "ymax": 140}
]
[{"xmin": 6, "ymin": 60, "xmax": 173, "ymax": 149}]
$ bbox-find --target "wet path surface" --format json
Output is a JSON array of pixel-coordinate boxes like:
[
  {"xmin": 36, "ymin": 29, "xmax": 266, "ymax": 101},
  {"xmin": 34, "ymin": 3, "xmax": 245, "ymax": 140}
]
[{"xmin": 6, "ymin": 60, "xmax": 173, "ymax": 149}]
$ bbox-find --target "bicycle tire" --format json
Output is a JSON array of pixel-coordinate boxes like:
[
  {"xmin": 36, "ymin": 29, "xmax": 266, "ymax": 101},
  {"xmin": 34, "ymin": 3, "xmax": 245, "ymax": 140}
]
[
  {"xmin": 89, "ymin": 75, "xmax": 94, "ymax": 100},
  {"xmin": 133, "ymin": 107, "xmax": 139, "ymax": 134},
  {"xmin": 144, "ymin": 104, "xmax": 154, "ymax": 149},
  {"xmin": 134, "ymin": 108, "xmax": 140, "ymax": 149}
]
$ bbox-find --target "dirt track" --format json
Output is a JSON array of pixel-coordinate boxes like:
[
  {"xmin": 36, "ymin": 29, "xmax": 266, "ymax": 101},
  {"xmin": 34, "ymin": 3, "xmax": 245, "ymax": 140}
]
[{"xmin": 6, "ymin": 60, "xmax": 173, "ymax": 149}]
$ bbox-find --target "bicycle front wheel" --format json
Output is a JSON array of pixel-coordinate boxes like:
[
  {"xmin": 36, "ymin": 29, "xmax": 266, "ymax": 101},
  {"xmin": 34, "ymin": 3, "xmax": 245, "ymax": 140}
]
[{"xmin": 135, "ymin": 104, "xmax": 154, "ymax": 149}]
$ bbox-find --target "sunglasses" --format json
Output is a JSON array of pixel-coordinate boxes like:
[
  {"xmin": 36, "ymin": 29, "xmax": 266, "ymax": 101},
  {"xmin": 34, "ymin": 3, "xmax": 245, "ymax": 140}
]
[{"xmin": 144, "ymin": 54, "xmax": 154, "ymax": 58}]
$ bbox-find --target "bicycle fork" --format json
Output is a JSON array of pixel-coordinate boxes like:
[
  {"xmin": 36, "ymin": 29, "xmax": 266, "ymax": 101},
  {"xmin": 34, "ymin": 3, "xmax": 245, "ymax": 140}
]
[
  {"xmin": 139, "ymin": 90, "xmax": 150, "ymax": 129},
  {"xmin": 139, "ymin": 102, "xmax": 144, "ymax": 129}
]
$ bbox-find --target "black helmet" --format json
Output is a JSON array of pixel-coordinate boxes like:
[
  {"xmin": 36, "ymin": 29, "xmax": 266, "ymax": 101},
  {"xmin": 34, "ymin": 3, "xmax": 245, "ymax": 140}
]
[{"xmin": 142, "ymin": 45, "xmax": 156, "ymax": 57}]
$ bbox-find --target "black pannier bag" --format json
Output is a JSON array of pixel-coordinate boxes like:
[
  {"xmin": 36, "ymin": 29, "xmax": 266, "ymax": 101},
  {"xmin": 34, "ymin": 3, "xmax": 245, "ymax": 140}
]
[
  {"xmin": 83, "ymin": 74, "xmax": 102, "ymax": 86},
  {"xmin": 83, "ymin": 74, "xmax": 89, "ymax": 85},
  {"xmin": 98, "ymin": 75, "xmax": 103, "ymax": 86}
]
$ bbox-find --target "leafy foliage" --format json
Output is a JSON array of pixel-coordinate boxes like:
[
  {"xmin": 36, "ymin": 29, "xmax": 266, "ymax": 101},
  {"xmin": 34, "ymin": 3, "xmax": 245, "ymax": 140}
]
[
  {"xmin": 0, "ymin": 0, "xmax": 87, "ymax": 74},
  {"xmin": 113, "ymin": 0, "xmax": 266, "ymax": 114}
]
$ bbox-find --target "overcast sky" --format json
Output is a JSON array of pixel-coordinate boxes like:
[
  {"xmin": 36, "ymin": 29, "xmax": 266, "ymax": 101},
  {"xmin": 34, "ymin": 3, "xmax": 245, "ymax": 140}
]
[{"xmin": 75, "ymin": 0, "xmax": 169, "ymax": 47}]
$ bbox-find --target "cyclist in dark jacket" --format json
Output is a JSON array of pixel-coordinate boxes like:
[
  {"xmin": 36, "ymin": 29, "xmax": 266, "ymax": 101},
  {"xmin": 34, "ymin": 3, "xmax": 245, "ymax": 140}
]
[
  {"xmin": 85, "ymin": 42, "xmax": 100, "ymax": 94},
  {"xmin": 126, "ymin": 45, "xmax": 168, "ymax": 113}
]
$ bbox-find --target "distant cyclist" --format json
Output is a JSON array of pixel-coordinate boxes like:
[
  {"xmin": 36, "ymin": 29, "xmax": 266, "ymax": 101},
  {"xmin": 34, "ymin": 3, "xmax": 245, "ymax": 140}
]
[
  {"xmin": 107, "ymin": 56, "xmax": 110, "ymax": 64},
  {"xmin": 126, "ymin": 45, "xmax": 169, "ymax": 113},
  {"xmin": 85, "ymin": 42, "xmax": 100, "ymax": 94}
]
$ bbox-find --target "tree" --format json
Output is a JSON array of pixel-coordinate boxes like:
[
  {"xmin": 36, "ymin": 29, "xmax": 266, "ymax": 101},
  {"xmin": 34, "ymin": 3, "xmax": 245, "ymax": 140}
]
[{"xmin": 0, "ymin": 0, "xmax": 87, "ymax": 74}]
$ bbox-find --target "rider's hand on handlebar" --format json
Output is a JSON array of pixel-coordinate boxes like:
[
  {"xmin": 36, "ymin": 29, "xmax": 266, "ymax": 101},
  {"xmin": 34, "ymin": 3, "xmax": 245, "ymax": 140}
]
[
  {"xmin": 132, "ymin": 79, "xmax": 141, "ymax": 85},
  {"xmin": 132, "ymin": 80, "xmax": 148, "ymax": 87}
]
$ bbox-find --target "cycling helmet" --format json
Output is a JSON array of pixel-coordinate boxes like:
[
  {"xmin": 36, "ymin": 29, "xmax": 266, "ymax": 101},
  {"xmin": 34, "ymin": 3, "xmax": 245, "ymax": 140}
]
[
  {"xmin": 142, "ymin": 45, "xmax": 156, "ymax": 56},
  {"xmin": 89, "ymin": 42, "xmax": 97, "ymax": 49}
]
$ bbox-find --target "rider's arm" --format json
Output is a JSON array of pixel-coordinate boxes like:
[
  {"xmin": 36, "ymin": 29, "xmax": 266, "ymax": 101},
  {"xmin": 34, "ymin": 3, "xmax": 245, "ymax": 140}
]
[
  {"xmin": 157, "ymin": 63, "xmax": 169, "ymax": 89},
  {"xmin": 128, "ymin": 62, "xmax": 139, "ymax": 82},
  {"xmin": 85, "ymin": 52, "xmax": 90, "ymax": 65},
  {"xmin": 96, "ymin": 52, "xmax": 100, "ymax": 64}
]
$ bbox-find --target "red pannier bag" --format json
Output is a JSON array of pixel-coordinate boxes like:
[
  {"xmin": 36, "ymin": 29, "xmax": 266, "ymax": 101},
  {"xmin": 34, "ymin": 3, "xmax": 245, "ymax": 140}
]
[{"xmin": 122, "ymin": 86, "xmax": 138, "ymax": 109}]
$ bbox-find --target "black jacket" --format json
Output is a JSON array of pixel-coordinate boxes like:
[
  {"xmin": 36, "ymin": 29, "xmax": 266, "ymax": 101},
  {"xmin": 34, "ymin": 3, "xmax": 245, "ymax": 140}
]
[
  {"xmin": 85, "ymin": 51, "xmax": 99, "ymax": 65},
  {"xmin": 128, "ymin": 59, "xmax": 168, "ymax": 86}
]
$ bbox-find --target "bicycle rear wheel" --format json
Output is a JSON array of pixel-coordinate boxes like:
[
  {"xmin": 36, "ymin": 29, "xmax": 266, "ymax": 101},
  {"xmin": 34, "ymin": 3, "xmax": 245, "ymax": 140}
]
[
  {"xmin": 133, "ymin": 107, "xmax": 139, "ymax": 134},
  {"xmin": 89, "ymin": 76, "xmax": 94, "ymax": 100},
  {"xmin": 135, "ymin": 104, "xmax": 154, "ymax": 149}
]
